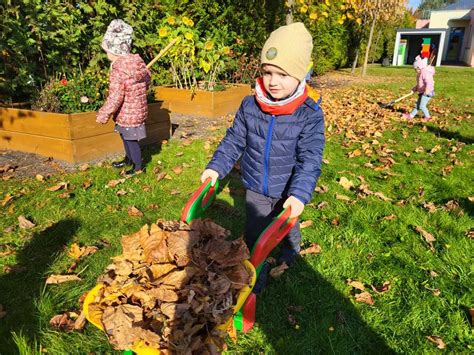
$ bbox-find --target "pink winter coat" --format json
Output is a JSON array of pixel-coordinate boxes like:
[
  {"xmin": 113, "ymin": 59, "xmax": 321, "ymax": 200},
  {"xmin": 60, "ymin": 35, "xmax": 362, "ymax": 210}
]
[
  {"xmin": 412, "ymin": 66, "xmax": 435, "ymax": 95},
  {"xmin": 96, "ymin": 54, "xmax": 151, "ymax": 127}
]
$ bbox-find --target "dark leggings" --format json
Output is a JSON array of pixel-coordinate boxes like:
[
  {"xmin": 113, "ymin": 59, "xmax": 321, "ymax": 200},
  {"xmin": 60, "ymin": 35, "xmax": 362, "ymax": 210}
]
[{"xmin": 122, "ymin": 137, "xmax": 142, "ymax": 171}]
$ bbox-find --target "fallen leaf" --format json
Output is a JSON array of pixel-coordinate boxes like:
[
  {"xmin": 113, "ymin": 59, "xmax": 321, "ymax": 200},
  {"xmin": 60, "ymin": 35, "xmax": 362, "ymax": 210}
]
[
  {"xmin": 317, "ymin": 201, "xmax": 329, "ymax": 209},
  {"xmin": 107, "ymin": 179, "xmax": 125, "ymax": 188},
  {"xmin": 170, "ymin": 189, "xmax": 180, "ymax": 195},
  {"xmin": 347, "ymin": 279, "xmax": 366, "ymax": 291},
  {"xmin": 45, "ymin": 274, "xmax": 81, "ymax": 284},
  {"xmin": 18, "ymin": 215, "xmax": 35, "ymax": 229},
  {"xmin": 49, "ymin": 313, "xmax": 75, "ymax": 332},
  {"xmin": 4, "ymin": 265, "xmax": 27, "ymax": 273},
  {"xmin": 415, "ymin": 226, "xmax": 436, "ymax": 252},
  {"xmin": 315, "ymin": 185, "xmax": 329, "ymax": 193},
  {"xmin": 68, "ymin": 243, "xmax": 98, "ymax": 260},
  {"xmin": 270, "ymin": 262, "xmax": 288, "ymax": 278},
  {"xmin": 370, "ymin": 281, "xmax": 391, "ymax": 294},
  {"xmin": 35, "ymin": 174, "xmax": 45, "ymax": 182},
  {"xmin": 374, "ymin": 192, "xmax": 392, "ymax": 202},
  {"xmin": 426, "ymin": 335, "xmax": 446, "ymax": 349},
  {"xmin": 338, "ymin": 177, "xmax": 354, "ymax": 190},
  {"xmin": 172, "ymin": 166, "xmax": 183, "ymax": 175},
  {"xmin": 383, "ymin": 214, "xmax": 397, "ymax": 221},
  {"xmin": 1, "ymin": 193, "xmax": 14, "ymax": 207},
  {"xmin": 82, "ymin": 179, "xmax": 92, "ymax": 190},
  {"xmin": 47, "ymin": 182, "xmax": 68, "ymax": 191},
  {"xmin": 116, "ymin": 189, "xmax": 127, "ymax": 196},
  {"xmin": 128, "ymin": 206, "xmax": 143, "ymax": 217},
  {"xmin": 331, "ymin": 218, "xmax": 340, "ymax": 226},
  {"xmin": 354, "ymin": 292, "xmax": 374, "ymax": 305},
  {"xmin": 423, "ymin": 202, "xmax": 437, "ymax": 213},
  {"xmin": 336, "ymin": 194, "xmax": 351, "ymax": 202},
  {"xmin": 74, "ymin": 311, "xmax": 87, "ymax": 330},
  {"xmin": 300, "ymin": 243, "xmax": 321, "ymax": 255},
  {"xmin": 79, "ymin": 163, "xmax": 89, "ymax": 171},
  {"xmin": 300, "ymin": 220, "xmax": 313, "ymax": 229},
  {"xmin": 58, "ymin": 192, "xmax": 71, "ymax": 199}
]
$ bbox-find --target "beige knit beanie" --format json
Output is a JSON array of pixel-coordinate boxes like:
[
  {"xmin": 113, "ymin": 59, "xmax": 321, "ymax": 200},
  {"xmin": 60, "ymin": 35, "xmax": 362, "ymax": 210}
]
[{"xmin": 260, "ymin": 22, "xmax": 313, "ymax": 82}]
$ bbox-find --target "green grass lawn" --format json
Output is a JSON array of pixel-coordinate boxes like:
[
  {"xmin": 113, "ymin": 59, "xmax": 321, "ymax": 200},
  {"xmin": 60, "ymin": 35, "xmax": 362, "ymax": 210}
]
[{"xmin": 1, "ymin": 65, "xmax": 473, "ymax": 354}]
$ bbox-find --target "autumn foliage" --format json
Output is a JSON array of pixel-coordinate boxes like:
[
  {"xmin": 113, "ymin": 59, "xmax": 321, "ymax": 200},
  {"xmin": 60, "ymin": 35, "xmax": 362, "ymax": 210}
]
[{"xmin": 85, "ymin": 219, "xmax": 251, "ymax": 353}]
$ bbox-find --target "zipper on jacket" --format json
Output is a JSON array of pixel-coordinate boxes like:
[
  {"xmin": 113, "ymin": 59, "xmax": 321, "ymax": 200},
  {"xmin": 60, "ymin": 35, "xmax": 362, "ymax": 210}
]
[{"xmin": 263, "ymin": 115, "xmax": 276, "ymax": 195}]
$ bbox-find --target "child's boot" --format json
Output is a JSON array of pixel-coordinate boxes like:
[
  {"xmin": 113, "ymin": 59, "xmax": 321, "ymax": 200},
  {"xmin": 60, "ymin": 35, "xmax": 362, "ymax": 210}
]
[
  {"xmin": 112, "ymin": 157, "xmax": 131, "ymax": 168},
  {"xmin": 422, "ymin": 116, "xmax": 431, "ymax": 121},
  {"xmin": 402, "ymin": 113, "xmax": 413, "ymax": 120}
]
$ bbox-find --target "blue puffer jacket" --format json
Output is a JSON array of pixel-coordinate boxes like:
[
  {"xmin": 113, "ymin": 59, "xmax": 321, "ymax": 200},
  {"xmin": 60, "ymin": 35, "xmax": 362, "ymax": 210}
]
[{"xmin": 207, "ymin": 94, "xmax": 325, "ymax": 204}]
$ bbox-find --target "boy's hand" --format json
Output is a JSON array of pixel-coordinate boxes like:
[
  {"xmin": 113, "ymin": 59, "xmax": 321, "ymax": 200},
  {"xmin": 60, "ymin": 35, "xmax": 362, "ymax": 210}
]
[
  {"xmin": 200, "ymin": 169, "xmax": 219, "ymax": 186},
  {"xmin": 283, "ymin": 196, "xmax": 304, "ymax": 218}
]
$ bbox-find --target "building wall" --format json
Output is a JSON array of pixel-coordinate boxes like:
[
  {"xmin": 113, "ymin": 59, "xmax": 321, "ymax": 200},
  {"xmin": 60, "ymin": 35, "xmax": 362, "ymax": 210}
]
[{"xmin": 429, "ymin": 9, "xmax": 471, "ymax": 28}]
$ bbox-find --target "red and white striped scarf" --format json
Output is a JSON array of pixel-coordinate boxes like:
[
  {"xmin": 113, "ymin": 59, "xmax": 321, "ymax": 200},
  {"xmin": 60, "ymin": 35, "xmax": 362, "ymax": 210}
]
[{"xmin": 254, "ymin": 77, "xmax": 308, "ymax": 115}]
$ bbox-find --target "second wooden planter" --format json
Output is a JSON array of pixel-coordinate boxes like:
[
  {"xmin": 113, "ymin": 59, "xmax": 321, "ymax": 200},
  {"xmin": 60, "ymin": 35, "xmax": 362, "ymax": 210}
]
[
  {"xmin": 154, "ymin": 84, "xmax": 251, "ymax": 119},
  {"xmin": 0, "ymin": 102, "xmax": 171, "ymax": 163}
]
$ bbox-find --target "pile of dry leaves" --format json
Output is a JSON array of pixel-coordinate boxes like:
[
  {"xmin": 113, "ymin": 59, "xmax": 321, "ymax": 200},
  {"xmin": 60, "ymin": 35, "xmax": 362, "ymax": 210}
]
[{"xmin": 86, "ymin": 218, "xmax": 251, "ymax": 354}]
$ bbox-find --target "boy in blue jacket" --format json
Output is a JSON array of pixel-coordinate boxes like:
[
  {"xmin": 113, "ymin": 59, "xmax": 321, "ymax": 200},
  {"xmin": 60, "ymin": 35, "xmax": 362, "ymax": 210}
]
[{"xmin": 200, "ymin": 22, "xmax": 325, "ymax": 268}]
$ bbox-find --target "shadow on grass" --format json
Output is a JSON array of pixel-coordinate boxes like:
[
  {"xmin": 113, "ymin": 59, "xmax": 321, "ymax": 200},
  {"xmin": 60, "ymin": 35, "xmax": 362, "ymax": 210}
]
[
  {"xmin": 421, "ymin": 124, "xmax": 474, "ymax": 145},
  {"xmin": 206, "ymin": 172, "xmax": 393, "ymax": 353},
  {"xmin": 0, "ymin": 218, "xmax": 80, "ymax": 353},
  {"xmin": 249, "ymin": 258, "xmax": 394, "ymax": 354}
]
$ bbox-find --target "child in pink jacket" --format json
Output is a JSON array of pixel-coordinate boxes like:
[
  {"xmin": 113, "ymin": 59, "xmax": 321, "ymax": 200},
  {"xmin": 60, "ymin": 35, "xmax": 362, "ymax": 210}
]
[
  {"xmin": 403, "ymin": 55, "xmax": 435, "ymax": 121},
  {"xmin": 96, "ymin": 20, "xmax": 151, "ymax": 176}
]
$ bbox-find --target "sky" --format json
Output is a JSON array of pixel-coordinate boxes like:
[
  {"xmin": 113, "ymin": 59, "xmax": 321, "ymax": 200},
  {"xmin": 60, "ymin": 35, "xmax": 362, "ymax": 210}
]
[{"xmin": 407, "ymin": 0, "xmax": 422, "ymax": 9}]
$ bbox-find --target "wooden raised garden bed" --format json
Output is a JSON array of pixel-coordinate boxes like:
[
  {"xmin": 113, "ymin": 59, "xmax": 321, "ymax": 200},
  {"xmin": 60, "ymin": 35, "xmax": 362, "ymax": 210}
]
[
  {"xmin": 0, "ymin": 102, "xmax": 171, "ymax": 163},
  {"xmin": 154, "ymin": 84, "xmax": 251, "ymax": 119}
]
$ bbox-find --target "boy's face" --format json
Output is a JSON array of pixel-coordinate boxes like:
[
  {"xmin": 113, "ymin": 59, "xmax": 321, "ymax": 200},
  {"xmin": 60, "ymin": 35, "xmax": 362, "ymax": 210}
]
[{"xmin": 261, "ymin": 64, "xmax": 300, "ymax": 99}]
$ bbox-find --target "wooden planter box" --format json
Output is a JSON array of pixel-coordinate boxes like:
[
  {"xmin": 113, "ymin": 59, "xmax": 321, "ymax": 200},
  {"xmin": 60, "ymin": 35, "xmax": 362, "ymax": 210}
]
[
  {"xmin": 0, "ymin": 102, "xmax": 171, "ymax": 163},
  {"xmin": 155, "ymin": 84, "xmax": 251, "ymax": 118}
]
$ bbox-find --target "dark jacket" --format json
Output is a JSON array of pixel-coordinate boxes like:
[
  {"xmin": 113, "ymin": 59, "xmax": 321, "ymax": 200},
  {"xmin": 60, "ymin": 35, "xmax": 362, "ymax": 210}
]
[{"xmin": 207, "ymin": 95, "xmax": 325, "ymax": 204}]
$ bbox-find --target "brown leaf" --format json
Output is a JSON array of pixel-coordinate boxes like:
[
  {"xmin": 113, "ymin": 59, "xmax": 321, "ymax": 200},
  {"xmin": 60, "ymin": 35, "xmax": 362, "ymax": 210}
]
[
  {"xmin": 58, "ymin": 192, "xmax": 71, "ymax": 199},
  {"xmin": 49, "ymin": 313, "xmax": 75, "ymax": 332},
  {"xmin": 426, "ymin": 335, "xmax": 446, "ymax": 349},
  {"xmin": 370, "ymin": 281, "xmax": 391, "ymax": 294},
  {"xmin": 170, "ymin": 189, "xmax": 180, "ymax": 195},
  {"xmin": 128, "ymin": 206, "xmax": 143, "ymax": 217},
  {"xmin": 336, "ymin": 194, "xmax": 351, "ymax": 202},
  {"xmin": 300, "ymin": 243, "xmax": 322, "ymax": 255},
  {"xmin": 82, "ymin": 179, "xmax": 93, "ymax": 190},
  {"xmin": 423, "ymin": 202, "xmax": 437, "ymax": 213},
  {"xmin": 35, "ymin": 174, "xmax": 45, "ymax": 182},
  {"xmin": 172, "ymin": 166, "xmax": 183, "ymax": 175},
  {"xmin": 338, "ymin": 177, "xmax": 354, "ymax": 190},
  {"xmin": 1, "ymin": 193, "xmax": 13, "ymax": 207},
  {"xmin": 300, "ymin": 220, "xmax": 313, "ymax": 229},
  {"xmin": 18, "ymin": 215, "xmax": 35, "ymax": 229},
  {"xmin": 79, "ymin": 163, "xmax": 89, "ymax": 171},
  {"xmin": 415, "ymin": 226, "xmax": 436, "ymax": 252},
  {"xmin": 270, "ymin": 262, "xmax": 288, "ymax": 278},
  {"xmin": 354, "ymin": 292, "xmax": 374, "ymax": 305},
  {"xmin": 107, "ymin": 179, "xmax": 125, "ymax": 188},
  {"xmin": 116, "ymin": 189, "xmax": 127, "ymax": 196},
  {"xmin": 347, "ymin": 279, "xmax": 366, "ymax": 291},
  {"xmin": 4, "ymin": 265, "xmax": 26, "ymax": 273},
  {"xmin": 374, "ymin": 192, "xmax": 392, "ymax": 202},
  {"xmin": 315, "ymin": 185, "xmax": 329, "ymax": 193},
  {"xmin": 74, "ymin": 311, "xmax": 87, "ymax": 330},
  {"xmin": 47, "ymin": 182, "xmax": 68, "ymax": 191},
  {"xmin": 383, "ymin": 214, "xmax": 397, "ymax": 221},
  {"xmin": 45, "ymin": 274, "xmax": 81, "ymax": 284},
  {"xmin": 68, "ymin": 243, "xmax": 98, "ymax": 260}
]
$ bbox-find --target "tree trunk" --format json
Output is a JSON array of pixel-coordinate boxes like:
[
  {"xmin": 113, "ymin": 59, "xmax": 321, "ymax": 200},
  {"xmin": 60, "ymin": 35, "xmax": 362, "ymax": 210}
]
[
  {"xmin": 351, "ymin": 46, "xmax": 359, "ymax": 74},
  {"xmin": 362, "ymin": 16, "xmax": 377, "ymax": 77},
  {"xmin": 286, "ymin": 0, "xmax": 294, "ymax": 25},
  {"xmin": 371, "ymin": 31, "xmax": 381, "ymax": 64}
]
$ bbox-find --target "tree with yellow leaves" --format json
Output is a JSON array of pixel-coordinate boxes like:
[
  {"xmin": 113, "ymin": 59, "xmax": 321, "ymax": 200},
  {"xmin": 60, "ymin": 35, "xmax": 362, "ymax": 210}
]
[{"xmin": 353, "ymin": 0, "xmax": 407, "ymax": 76}]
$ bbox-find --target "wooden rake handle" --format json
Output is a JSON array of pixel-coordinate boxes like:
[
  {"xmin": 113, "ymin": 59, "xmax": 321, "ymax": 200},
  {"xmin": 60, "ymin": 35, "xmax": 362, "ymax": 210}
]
[{"xmin": 146, "ymin": 38, "xmax": 178, "ymax": 69}]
